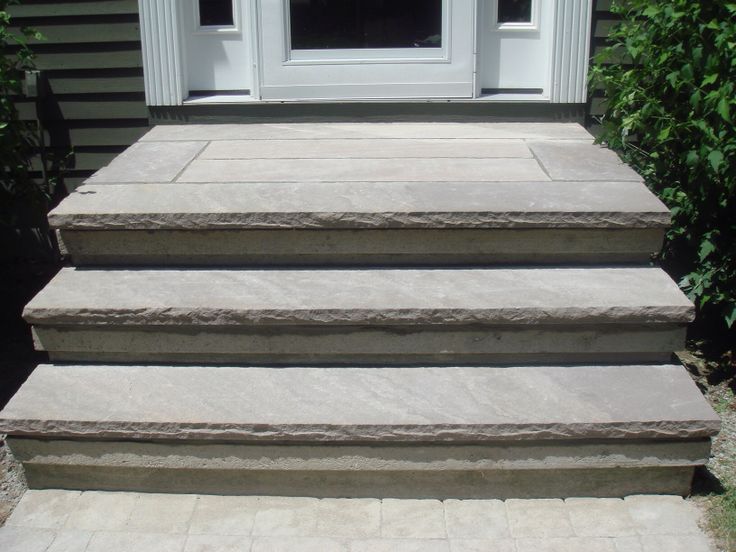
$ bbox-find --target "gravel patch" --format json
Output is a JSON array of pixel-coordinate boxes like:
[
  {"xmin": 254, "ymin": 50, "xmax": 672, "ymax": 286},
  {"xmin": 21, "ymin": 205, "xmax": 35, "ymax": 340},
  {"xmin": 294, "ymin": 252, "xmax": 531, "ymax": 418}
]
[{"xmin": 0, "ymin": 437, "xmax": 27, "ymax": 526}]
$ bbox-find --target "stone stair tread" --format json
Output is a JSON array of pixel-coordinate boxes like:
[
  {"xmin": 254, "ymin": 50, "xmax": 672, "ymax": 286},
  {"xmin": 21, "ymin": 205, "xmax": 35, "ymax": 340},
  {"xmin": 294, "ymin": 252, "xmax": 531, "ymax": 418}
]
[
  {"xmin": 140, "ymin": 122, "xmax": 597, "ymax": 142},
  {"xmin": 49, "ymin": 181, "xmax": 669, "ymax": 230},
  {"xmin": 23, "ymin": 267, "xmax": 693, "ymax": 327},
  {"xmin": 0, "ymin": 364, "xmax": 720, "ymax": 442}
]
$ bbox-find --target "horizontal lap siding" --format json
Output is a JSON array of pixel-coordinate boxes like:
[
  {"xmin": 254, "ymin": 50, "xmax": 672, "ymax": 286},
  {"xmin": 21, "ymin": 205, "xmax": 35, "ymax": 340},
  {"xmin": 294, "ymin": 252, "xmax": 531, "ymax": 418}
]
[
  {"xmin": 9, "ymin": 0, "xmax": 148, "ymax": 191},
  {"xmin": 587, "ymin": 0, "xmax": 619, "ymax": 131}
]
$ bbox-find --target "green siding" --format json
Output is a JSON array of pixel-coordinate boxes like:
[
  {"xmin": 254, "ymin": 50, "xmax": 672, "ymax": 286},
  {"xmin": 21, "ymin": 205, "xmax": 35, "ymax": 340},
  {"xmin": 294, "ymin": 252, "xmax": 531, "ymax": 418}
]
[
  {"xmin": 8, "ymin": 0, "xmax": 148, "ymax": 191},
  {"xmin": 587, "ymin": 0, "xmax": 620, "ymax": 130}
]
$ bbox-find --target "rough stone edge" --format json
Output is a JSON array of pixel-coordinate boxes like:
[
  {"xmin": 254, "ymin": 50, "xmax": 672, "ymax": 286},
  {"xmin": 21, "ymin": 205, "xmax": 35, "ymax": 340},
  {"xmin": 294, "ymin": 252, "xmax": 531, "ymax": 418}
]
[
  {"xmin": 48, "ymin": 211, "xmax": 672, "ymax": 230},
  {"xmin": 0, "ymin": 420, "xmax": 722, "ymax": 442},
  {"xmin": 22, "ymin": 306, "xmax": 696, "ymax": 326}
]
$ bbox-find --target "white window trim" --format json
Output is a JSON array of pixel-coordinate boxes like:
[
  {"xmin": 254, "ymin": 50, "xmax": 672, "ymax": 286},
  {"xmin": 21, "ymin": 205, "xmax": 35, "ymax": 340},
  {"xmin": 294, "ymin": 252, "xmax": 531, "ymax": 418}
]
[
  {"xmin": 194, "ymin": 0, "xmax": 241, "ymax": 34},
  {"xmin": 494, "ymin": 0, "xmax": 541, "ymax": 31},
  {"xmin": 139, "ymin": 0, "xmax": 592, "ymax": 106}
]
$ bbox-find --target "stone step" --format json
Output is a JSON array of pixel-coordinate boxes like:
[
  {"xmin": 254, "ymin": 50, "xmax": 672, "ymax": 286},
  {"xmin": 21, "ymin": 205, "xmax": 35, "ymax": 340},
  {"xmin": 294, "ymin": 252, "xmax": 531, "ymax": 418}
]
[
  {"xmin": 25, "ymin": 267, "xmax": 693, "ymax": 365},
  {"xmin": 0, "ymin": 364, "xmax": 720, "ymax": 497},
  {"xmin": 51, "ymin": 180, "xmax": 669, "ymax": 265}
]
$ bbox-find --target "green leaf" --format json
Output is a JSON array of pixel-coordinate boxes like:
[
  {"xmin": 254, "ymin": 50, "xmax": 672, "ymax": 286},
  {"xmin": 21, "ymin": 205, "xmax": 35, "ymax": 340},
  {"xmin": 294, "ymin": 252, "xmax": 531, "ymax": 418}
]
[
  {"xmin": 686, "ymin": 150, "xmax": 700, "ymax": 166},
  {"xmin": 702, "ymin": 74, "xmax": 718, "ymax": 86},
  {"xmin": 726, "ymin": 305, "xmax": 736, "ymax": 328},
  {"xmin": 717, "ymin": 97, "xmax": 731, "ymax": 121},
  {"xmin": 699, "ymin": 239, "xmax": 716, "ymax": 262},
  {"xmin": 708, "ymin": 150, "xmax": 725, "ymax": 171}
]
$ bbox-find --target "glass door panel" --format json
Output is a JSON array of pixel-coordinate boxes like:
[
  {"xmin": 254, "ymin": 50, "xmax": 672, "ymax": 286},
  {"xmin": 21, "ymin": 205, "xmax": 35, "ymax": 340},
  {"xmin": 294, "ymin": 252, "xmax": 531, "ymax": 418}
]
[{"xmin": 289, "ymin": 0, "xmax": 443, "ymax": 50}]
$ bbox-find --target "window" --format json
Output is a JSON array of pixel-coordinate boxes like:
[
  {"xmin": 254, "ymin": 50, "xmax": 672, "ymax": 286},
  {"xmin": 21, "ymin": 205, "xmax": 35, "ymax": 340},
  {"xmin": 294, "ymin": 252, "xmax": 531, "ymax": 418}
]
[
  {"xmin": 198, "ymin": 0, "xmax": 234, "ymax": 28},
  {"xmin": 289, "ymin": 0, "xmax": 443, "ymax": 50},
  {"xmin": 497, "ymin": 0, "xmax": 533, "ymax": 24}
]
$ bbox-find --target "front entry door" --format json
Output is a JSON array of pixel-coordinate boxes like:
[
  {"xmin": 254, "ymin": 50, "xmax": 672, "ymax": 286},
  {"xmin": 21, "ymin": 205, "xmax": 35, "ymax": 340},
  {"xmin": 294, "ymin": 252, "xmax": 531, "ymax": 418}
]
[{"xmin": 256, "ymin": 0, "xmax": 476, "ymax": 100}]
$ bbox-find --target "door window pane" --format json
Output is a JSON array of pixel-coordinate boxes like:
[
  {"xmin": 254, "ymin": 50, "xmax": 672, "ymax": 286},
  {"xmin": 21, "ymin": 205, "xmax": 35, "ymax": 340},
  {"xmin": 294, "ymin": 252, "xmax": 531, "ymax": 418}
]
[
  {"xmin": 199, "ymin": 0, "xmax": 234, "ymax": 27},
  {"xmin": 498, "ymin": 0, "xmax": 533, "ymax": 24},
  {"xmin": 289, "ymin": 0, "xmax": 443, "ymax": 50}
]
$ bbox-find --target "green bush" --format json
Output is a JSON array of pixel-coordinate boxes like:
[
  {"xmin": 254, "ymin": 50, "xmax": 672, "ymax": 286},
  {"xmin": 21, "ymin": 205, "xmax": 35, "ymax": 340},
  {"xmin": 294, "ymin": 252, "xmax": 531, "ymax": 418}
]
[
  {"xmin": 0, "ymin": 0, "xmax": 46, "ymax": 225},
  {"xmin": 590, "ymin": 1, "xmax": 736, "ymax": 363}
]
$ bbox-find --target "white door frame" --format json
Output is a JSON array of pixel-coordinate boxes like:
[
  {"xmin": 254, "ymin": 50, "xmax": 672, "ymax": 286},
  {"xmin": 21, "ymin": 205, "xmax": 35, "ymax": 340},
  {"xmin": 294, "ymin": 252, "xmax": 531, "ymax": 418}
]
[{"xmin": 139, "ymin": 0, "xmax": 592, "ymax": 105}]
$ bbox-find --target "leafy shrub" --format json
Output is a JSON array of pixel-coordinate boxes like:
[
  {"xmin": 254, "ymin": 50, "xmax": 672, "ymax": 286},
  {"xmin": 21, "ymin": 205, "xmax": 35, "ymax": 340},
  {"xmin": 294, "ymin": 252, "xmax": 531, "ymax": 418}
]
[
  {"xmin": 0, "ymin": 0, "xmax": 47, "ymax": 225},
  {"xmin": 590, "ymin": 1, "xmax": 736, "ymax": 363}
]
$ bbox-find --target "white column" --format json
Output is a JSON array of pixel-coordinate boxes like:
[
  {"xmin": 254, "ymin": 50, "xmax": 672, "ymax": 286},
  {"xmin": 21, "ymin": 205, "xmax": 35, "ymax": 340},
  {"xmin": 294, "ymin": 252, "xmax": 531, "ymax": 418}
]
[
  {"xmin": 138, "ymin": 0, "xmax": 187, "ymax": 106},
  {"xmin": 551, "ymin": 0, "xmax": 593, "ymax": 103}
]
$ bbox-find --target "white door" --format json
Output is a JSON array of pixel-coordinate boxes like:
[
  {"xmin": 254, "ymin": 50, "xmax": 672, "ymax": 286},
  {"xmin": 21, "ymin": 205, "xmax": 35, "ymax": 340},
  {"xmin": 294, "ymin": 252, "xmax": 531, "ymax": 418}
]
[{"xmin": 255, "ymin": 0, "xmax": 476, "ymax": 100}]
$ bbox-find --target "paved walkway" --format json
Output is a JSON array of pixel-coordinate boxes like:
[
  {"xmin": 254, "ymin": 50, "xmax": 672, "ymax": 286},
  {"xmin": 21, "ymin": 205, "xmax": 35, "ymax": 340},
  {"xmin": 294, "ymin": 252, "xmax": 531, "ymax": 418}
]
[{"xmin": 0, "ymin": 490, "xmax": 714, "ymax": 551}]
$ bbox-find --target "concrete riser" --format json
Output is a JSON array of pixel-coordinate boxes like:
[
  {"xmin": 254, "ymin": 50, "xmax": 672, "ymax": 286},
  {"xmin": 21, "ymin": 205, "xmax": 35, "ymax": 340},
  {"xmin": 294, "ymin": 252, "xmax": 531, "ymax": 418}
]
[
  {"xmin": 22, "ymin": 465, "xmax": 696, "ymax": 499},
  {"xmin": 10, "ymin": 438, "xmax": 701, "ymax": 499},
  {"xmin": 59, "ymin": 228, "xmax": 665, "ymax": 266},
  {"xmin": 34, "ymin": 324, "xmax": 686, "ymax": 365}
]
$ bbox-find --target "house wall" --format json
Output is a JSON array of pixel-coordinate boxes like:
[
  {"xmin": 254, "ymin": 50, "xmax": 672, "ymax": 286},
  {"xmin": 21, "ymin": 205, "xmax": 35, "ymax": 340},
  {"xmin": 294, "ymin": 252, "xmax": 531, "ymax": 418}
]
[{"xmin": 9, "ymin": 0, "xmax": 150, "ymax": 192}]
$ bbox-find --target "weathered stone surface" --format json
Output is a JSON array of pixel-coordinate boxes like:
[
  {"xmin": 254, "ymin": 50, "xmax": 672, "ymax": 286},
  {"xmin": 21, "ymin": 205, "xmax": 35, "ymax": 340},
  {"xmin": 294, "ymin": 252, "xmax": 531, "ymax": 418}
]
[
  {"xmin": 49, "ymin": 181, "xmax": 669, "ymax": 230},
  {"xmin": 178, "ymin": 158, "xmax": 549, "ymax": 183},
  {"xmin": 200, "ymin": 138, "xmax": 533, "ymax": 159},
  {"xmin": 140, "ymin": 122, "xmax": 595, "ymax": 142},
  {"xmin": 381, "ymin": 499, "xmax": 446, "ymax": 538},
  {"xmin": 64, "ymin": 491, "xmax": 137, "ymax": 531},
  {"xmin": 5, "ymin": 490, "xmax": 81, "ymax": 530},
  {"xmin": 528, "ymin": 141, "xmax": 642, "ymax": 181},
  {"xmin": 86, "ymin": 141, "xmax": 206, "ymax": 183},
  {"xmin": 0, "ymin": 527, "xmax": 55, "ymax": 552},
  {"xmin": 86, "ymin": 532, "xmax": 186, "ymax": 552},
  {"xmin": 0, "ymin": 364, "xmax": 719, "ymax": 442},
  {"xmin": 0, "ymin": 490, "xmax": 717, "ymax": 552},
  {"xmin": 444, "ymin": 500, "xmax": 509, "ymax": 539},
  {"xmin": 565, "ymin": 498, "xmax": 637, "ymax": 537},
  {"xmin": 506, "ymin": 499, "xmax": 574, "ymax": 538},
  {"xmin": 23, "ymin": 267, "xmax": 694, "ymax": 327},
  {"xmin": 624, "ymin": 495, "xmax": 704, "ymax": 535}
]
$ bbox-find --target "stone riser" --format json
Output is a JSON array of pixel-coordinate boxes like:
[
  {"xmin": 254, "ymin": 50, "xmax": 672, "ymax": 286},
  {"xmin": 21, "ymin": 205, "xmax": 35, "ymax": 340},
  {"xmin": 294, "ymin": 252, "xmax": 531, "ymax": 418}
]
[
  {"xmin": 20, "ymin": 465, "xmax": 696, "ymax": 499},
  {"xmin": 33, "ymin": 324, "xmax": 685, "ymax": 365},
  {"xmin": 16, "ymin": 451, "xmax": 696, "ymax": 499},
  {"xmin": 58, "ymin": 228, "xmax": 664, "ymax": 266},
  {"xmin": 11, "ymin": 438, "xmax": 702, "ymax": 499}
]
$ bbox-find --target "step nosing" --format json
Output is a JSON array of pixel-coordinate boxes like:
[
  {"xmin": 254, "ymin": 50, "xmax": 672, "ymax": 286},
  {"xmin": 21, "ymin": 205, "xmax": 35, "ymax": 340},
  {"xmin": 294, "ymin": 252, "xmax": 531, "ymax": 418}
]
[
  {"xmin": 23, "ymin": 267, "xmax": 695, "ymax": 327},
  {"xmin": 0, "ymin": 365, "xmax": 720, "ymax": 443}
]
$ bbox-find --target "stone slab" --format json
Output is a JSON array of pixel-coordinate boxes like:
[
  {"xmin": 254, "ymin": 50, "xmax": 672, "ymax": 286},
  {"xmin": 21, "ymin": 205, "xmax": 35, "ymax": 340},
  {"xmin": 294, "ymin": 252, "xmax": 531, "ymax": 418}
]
[
  {"xmin": 49, "ymin": 181, "xmax": 668, "ymax": 230},
  {"xmin": 0, "ymin": 364, "xmax": 719, "ymax": 442},
  {"xmin": 56, "ymin": 228, "xmax": 666, "ymax": 266},
  {"xmin": 177, "ymin": 158, "xmax": 549, "ymax": 183},
  {"xmin": 200, "ymin": 139, "xmax": 533, "ymax": 159},
  {"xmin": 529, "ymin": 141, "xmax": 642, "ymax": 181},
  {"xmin": 86, "ymin": 141, "xmax": 206, "ymax": 183},
  {"xmin": 141, "ymin": 122, "xmax": 595, "ymax": 142},
  {"xmin": 23, "ymin": 267, "xmax": 694, "ymax": 327}
]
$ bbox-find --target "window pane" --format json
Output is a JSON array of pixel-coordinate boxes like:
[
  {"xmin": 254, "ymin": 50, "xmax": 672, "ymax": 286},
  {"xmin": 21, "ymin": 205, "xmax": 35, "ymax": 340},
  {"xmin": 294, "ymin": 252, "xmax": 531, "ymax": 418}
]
[
  {"xmin": 289, "ymin": 0, "xmax": 443, "ymax": 50},
  {"xmin": 199, "ymin": 0, "xmax": 234, "ymax": 27},
  {"xmin": 498, "ymin": 0, "xmax": 533, "ymax": 23}
]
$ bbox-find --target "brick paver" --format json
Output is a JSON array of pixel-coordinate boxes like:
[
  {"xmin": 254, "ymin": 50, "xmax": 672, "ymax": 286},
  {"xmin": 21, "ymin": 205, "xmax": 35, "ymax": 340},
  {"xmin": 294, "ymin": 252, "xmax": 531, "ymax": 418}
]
[{"xmin": 0, "ymin": 490, "xmax": 715, "ymax": 551}]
